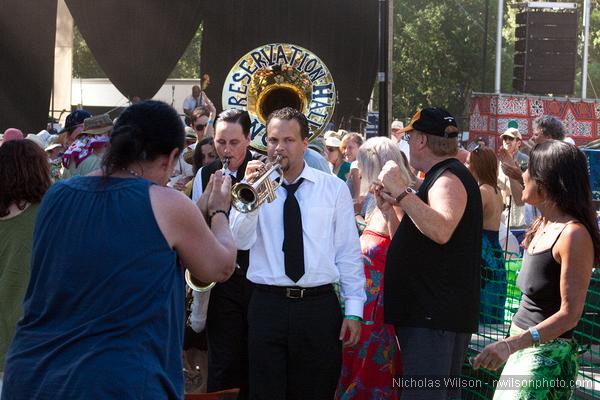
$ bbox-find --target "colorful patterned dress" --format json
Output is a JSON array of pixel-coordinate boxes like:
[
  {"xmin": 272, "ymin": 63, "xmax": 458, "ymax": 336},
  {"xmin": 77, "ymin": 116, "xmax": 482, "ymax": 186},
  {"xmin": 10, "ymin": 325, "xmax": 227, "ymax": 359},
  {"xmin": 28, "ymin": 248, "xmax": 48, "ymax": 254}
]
[{"xmin": 335, "ymin": 229, "xmax": 402, "ymax": 400}]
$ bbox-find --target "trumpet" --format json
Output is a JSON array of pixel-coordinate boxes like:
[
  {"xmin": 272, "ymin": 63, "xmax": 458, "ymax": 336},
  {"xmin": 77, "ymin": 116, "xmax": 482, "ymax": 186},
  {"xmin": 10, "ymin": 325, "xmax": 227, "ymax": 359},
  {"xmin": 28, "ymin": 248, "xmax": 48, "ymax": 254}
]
[{"xmin": 231, "ymin": 156, "xmax": 283, "ymax": 213}]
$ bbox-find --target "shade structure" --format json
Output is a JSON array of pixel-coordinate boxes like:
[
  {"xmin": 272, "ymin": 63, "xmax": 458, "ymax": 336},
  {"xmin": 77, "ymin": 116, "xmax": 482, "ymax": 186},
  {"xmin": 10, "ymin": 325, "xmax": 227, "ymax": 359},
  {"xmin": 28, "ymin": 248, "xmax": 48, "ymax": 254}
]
[
  {"xmin": 65, "ymin": 0, "xmax": 206, "ymax": 100},
  {"xmin": 200, "ymin": 0, "xmax": 378, "ymax": 127},
  {"xmin": 0, "ymin": 0, "xmax": 58, "ymax": 132}
]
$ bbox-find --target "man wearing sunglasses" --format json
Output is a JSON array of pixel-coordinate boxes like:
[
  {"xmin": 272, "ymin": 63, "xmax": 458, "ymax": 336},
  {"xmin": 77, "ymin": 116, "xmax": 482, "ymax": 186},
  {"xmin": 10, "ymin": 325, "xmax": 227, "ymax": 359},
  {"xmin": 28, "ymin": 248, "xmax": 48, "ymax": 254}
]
[
  {"xmin": 496, "ymin": 127, "xmax": 530, "ymax": 228},
  {"xmin": 189, "ymin": 105, "xmax": 215, "ymax": 140},
  {"xmin": 499, "ymin": 128, "xmax": 529, "ymax": 171}
]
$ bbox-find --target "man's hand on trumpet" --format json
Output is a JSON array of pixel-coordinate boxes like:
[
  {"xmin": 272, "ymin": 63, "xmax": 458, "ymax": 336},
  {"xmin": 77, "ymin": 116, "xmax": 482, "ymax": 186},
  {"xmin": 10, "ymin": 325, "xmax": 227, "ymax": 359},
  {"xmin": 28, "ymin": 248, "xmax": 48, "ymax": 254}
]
[
  {"xmin": 244, "ymin": 160, "xmax": 265, "ymax": 184},
  {"xmin": 244, "ymin": 160, "xmax": 274, "ymax": 184}
]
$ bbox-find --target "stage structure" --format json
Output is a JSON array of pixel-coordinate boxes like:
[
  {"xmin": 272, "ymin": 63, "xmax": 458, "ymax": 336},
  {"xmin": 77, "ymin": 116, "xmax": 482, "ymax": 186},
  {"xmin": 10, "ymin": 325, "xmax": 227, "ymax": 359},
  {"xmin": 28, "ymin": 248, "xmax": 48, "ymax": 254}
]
[
  {"xmin": 0, "ymin": 0, "xmax": 378, "ymax": 133},
  {"xmin": 199, "ymin": 0, "xmax": 378, "ymax": 131},
  {"xmin": 0, "ymin": 0, "xmax": 58, "ymax": 133}
]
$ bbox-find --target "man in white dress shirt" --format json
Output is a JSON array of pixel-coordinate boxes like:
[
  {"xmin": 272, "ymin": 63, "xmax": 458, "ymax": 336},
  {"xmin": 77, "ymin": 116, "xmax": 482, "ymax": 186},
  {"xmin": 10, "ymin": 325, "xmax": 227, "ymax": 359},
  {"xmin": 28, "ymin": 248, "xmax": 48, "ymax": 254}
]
[{"xmin": 230, "ymin": 107, "xmax": 365, "ymax": 399}]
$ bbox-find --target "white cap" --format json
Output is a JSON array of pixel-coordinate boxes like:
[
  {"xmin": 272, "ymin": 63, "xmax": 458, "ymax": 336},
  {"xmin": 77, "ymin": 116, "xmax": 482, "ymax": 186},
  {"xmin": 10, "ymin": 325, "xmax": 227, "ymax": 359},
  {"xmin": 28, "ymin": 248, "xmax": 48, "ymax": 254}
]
[
  {"xmin": 45, "ymin": 143, "xmax": 64, "ymax": 152},
  {"xmin": 25, "ymin": 134, "xmax": 45, "ymax": 149},
  {"xmin": 324, "ymin": 136, "xmax": 342, "ymax": 148},
  {"xmin": 391, "ymin": 120, "xmax": 404, "ymax": 130}
]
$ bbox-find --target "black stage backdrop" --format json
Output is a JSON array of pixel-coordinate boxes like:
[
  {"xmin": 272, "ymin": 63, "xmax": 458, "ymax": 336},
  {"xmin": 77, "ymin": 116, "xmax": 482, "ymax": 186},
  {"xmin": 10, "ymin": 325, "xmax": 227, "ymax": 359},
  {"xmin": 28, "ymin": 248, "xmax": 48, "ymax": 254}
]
[
  {"xmin": 200, "ymin": 0, "xmax": 378, "ymax": 128},
  {"xmin": 65, "ymin": 0, "xmax": 205, "ymax": 100},
  {"xmin": 0, "ymin": 0, "xmax": 57, "ymax": 132},
  {"xmin": 1, "ymin": 1, "xmax": 377, "ymax": 131}
]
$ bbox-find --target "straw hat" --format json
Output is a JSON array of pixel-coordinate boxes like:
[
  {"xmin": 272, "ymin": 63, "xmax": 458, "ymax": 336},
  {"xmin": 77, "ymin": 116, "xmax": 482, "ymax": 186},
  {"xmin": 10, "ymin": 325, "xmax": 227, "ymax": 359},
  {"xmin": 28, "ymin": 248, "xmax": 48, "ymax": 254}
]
[{"xmin": 81, "ymin": 114, "xmax": 113, "ymax": 135}]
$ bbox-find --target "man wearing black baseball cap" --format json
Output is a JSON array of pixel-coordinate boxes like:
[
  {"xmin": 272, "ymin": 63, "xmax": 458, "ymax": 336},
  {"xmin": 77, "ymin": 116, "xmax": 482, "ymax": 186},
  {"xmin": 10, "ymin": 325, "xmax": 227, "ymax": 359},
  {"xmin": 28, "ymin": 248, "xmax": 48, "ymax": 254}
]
[
  {"xmin": 377, "ymin": 107, "xmax": 482, "ymax": 400},
  {"xmin": 59, "ymin": 109, "xmax": 91, "ymax": 147}
]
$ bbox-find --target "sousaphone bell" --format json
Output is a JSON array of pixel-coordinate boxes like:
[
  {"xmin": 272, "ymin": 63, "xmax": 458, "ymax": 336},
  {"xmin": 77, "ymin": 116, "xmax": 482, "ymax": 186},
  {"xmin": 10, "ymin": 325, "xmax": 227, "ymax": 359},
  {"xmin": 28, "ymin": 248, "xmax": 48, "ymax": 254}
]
[{"xmin": 222, "ymin": 43, "xmax": 336, "ymax": 152}]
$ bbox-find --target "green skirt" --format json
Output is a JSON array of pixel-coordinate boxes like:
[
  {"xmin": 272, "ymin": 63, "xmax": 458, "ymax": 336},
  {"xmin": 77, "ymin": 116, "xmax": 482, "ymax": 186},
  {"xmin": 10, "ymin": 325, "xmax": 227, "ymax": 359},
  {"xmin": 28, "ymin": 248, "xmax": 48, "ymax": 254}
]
[{"xmin": 492, "ymin": 325, "xmax": 579, "ymax": 400}]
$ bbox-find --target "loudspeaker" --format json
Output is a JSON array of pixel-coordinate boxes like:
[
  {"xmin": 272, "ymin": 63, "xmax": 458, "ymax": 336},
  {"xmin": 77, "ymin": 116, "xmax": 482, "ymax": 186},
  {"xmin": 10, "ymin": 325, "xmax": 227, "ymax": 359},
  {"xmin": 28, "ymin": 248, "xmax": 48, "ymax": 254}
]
[{"xmin": 512, "ymin": 11, "xmax": 578, "ymax": 96}]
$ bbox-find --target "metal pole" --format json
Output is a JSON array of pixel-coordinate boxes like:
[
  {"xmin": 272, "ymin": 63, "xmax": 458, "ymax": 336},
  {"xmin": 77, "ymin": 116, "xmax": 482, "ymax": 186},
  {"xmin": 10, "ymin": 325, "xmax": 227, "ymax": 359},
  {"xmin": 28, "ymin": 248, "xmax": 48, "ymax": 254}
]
[
  {"xmin": 387, "ymin": 0, "xmax": 394, "ymax": 130},
  {"xmin": 495, "ymin": 0, "xmax": 505, "ymax": 94},
  {"xmin": 51, "ymin": 85, "xmax": 55, "ymax": 127},
  {"xmin": 582, "ymin": 0, "xmax": 591, "ymax": 99},
  {"xmin": 504, "ymin": 196, "xmax": 512, "ymax": 258},
  {"xmin": 482, "ymin": 0, "xmax": 490, "ymax": 91},
  {"xmin": 377, "ymin": 0, "xmax": 389, "ymax": 137}
]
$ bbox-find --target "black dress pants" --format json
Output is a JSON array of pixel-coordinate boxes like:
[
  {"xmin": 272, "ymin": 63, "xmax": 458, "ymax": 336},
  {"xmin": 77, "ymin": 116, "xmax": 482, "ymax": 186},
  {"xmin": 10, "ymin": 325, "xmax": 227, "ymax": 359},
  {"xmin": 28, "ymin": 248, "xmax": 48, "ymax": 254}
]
[
  {"xmin": 206, "ymin": 270, "xmax": 254, "ymax": 398},
  {"xmin": 247, "ymin": 287, "xmax": 343, "ymax": 400},
  {"xmin": 395, "ymin": 326, "xmax": 471, "ymax": 400}
]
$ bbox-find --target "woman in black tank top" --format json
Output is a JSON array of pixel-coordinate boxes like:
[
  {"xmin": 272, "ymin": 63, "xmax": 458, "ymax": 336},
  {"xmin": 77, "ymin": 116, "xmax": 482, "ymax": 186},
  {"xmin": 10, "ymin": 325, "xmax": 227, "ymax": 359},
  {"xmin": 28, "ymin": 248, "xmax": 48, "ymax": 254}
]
[{"xmin": 472, "ymin": 141, "xmax": 600, "ymax": 400}]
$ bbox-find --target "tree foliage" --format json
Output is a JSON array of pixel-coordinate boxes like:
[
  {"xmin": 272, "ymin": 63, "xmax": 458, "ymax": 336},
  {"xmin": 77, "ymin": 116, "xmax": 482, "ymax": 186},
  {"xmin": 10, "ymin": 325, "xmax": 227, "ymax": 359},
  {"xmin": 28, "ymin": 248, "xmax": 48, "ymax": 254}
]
[
  {"xmin": 392, "ymin": 0, "xmax": 497, "ymax": 121},
  {"xmin": 392, "ymin": 0, "xmax": 600, "ymax": 122},
  {"xmin": 72, "ymin": 26, "xmax": 106, "ymax": 78},
  {"xmin": 168, "ymin": 25, "xmax": 203, "ymax": 79}
]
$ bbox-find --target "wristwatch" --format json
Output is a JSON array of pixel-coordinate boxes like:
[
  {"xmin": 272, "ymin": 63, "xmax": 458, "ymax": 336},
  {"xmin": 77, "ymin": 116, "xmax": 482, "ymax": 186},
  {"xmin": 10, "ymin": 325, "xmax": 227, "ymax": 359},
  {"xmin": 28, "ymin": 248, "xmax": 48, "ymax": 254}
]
[{"xmin": 395, "ymin": 187, "xmax": 416, "ymax": 204}]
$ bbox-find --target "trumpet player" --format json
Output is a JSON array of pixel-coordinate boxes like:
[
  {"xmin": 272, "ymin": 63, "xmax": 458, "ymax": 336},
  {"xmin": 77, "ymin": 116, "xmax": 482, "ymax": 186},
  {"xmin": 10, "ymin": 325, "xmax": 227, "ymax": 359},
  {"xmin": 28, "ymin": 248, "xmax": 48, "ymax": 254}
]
[
  {"xmin": 230, "ymin": 107, "xmax": 365, "ymax": 400},
  {"xmin": 191, "ymin": 109, "xmax": 265, "ymax": 397}
]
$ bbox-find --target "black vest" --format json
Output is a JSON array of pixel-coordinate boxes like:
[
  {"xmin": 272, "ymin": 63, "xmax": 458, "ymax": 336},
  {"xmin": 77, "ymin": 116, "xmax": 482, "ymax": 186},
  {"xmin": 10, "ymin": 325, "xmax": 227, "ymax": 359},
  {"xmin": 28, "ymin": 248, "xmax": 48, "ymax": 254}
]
[
  {"xmin": 199, "ymin": 150, "xmax": 265, "ymax": 271},
  {"xmin": 384, "ymin": 158, "xmax": 483, "ymax": 333}
]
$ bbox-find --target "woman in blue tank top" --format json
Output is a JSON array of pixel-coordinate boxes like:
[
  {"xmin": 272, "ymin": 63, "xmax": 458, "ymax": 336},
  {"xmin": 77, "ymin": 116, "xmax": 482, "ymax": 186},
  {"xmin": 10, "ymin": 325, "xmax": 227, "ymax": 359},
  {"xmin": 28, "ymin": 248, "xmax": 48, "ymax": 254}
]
[
  {"xmin": 1, "ymin": 101, "xmax": 237, "ymax": 400},
  {"xmin": 473, "ymin": 141, "xmax": 600, "ymax": 400}
]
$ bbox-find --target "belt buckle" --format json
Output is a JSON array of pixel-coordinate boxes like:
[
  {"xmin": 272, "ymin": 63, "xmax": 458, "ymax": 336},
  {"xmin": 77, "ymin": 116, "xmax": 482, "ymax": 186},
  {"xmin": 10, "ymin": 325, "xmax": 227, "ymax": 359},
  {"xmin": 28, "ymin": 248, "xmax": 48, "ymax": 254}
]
[{"xmin": 286, "ymin": 288, "xmax": 305, "ymax": 299}]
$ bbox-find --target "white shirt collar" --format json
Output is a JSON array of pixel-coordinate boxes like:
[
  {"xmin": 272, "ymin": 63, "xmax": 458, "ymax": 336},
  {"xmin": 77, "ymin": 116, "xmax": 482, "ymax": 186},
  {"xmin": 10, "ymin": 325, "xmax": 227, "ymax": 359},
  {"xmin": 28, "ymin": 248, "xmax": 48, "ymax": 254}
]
[{"xmin": 283, "ymin": 161, "xmax": 318, "ymax": 185}]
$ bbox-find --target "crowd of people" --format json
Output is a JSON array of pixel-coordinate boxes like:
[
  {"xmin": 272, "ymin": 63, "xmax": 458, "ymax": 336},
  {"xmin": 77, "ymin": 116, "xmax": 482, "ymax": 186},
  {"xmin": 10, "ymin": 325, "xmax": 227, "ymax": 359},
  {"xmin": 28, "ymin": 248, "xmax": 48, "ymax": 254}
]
[{"xmin": 0, "ymin": 86, "xmax": 598, "ymax": 400}]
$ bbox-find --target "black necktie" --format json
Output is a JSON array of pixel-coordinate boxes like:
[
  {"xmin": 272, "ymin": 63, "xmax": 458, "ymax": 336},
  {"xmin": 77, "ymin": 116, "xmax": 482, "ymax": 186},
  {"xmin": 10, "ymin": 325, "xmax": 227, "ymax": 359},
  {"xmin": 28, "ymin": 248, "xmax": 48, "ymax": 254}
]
[{"xmin": 282, "ymin": 178, "xmax": 305, "ymax": 282}]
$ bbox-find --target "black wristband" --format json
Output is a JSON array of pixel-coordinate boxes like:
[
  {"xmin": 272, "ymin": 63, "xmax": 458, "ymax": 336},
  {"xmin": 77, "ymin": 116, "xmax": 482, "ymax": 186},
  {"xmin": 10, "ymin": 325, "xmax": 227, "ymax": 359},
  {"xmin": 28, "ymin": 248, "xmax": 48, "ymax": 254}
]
[{"xmin": 208, "ymin": 209, "xmax": 229, "ymax": 227}]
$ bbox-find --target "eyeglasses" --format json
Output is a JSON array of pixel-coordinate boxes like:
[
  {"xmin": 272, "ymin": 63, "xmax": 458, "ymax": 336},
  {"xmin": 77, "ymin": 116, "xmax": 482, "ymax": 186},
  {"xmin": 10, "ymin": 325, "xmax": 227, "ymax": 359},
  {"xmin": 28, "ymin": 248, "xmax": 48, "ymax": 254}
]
[{"xmin": 195, "ymin": 124, "xmax": 207, "ymax": 131}]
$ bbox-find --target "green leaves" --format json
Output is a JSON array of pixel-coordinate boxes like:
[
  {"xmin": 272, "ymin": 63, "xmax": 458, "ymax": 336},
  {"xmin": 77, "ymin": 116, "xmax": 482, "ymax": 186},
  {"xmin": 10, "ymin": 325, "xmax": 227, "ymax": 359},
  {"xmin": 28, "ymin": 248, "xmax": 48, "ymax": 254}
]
[{"xmin": 392, "ymin": 0, "xmax": 491, "ymax": 121}]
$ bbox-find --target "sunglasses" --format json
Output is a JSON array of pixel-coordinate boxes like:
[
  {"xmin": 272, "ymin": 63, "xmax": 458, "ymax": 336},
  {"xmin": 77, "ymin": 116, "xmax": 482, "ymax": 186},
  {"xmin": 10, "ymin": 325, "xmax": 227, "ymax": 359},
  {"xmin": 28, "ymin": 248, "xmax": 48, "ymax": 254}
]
[
  {"xmin": 502, "ymin": 136, "xmax": 516, "ymax": 142},
  {"xmin": 326, "ymin": 146, "xmax": 339, "ymax": 152},
  {"xmin": 195, "ymin": 123, "xmax": 207, "ymax": 131}
]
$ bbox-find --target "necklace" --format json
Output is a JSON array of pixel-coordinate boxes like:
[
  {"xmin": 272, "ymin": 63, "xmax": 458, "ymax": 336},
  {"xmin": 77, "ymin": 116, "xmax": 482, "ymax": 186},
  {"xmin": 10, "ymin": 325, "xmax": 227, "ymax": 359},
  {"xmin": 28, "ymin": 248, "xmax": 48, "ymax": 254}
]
[
  {"xmin": 122, "ymin": 168, "xmax": 142, "ymax": 178},
  {"xmin": 531, "ymin": 220, "xmax": 559, "ymax": 251}
]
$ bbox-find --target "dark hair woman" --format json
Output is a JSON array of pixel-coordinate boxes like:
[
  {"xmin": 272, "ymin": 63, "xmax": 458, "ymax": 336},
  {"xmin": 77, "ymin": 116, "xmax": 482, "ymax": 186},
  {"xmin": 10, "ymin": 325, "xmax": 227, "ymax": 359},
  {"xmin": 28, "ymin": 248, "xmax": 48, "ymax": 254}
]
[
  {"xmin": 1, "ymin": 101, "xmax": 237, "ymax": 399},
  {"xmin": 179, "ymin": 137, "xmax": 217, "ymax": 198},
  {"xmin": 0, "ymin": 140, "xmax": 50, "ymax": 388},
  {"xmin": 193, "ymin": 136, "xmax": 216, "ymax": 173},
  {"xmin": 473, "ymin": 141, "xmax": 600, "ymax": 400},
  {"xmin": 467, "ymin": 147, "xmax": 507, "ymax": 324}
]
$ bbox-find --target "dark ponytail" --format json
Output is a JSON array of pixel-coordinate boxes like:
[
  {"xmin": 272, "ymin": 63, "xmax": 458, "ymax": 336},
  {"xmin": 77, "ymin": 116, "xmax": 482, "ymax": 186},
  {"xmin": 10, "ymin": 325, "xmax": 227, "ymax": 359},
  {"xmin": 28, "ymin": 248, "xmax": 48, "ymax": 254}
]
[{"xmin": 103, "ymin": 100, "xmax": 185, "ymax": 175}]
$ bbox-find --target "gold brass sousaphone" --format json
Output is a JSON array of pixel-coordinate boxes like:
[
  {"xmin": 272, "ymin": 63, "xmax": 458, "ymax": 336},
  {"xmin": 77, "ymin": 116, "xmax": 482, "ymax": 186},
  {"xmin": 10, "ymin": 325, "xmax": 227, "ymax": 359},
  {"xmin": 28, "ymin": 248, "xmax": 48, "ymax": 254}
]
[
  {"xmin": 223, "ymin": 43, "xmax": 336, "ymax": 212},
  {"xmin": 222, "ymin": 43, "xmax": 336, "ymax": 152},
  {"xmin": 186, "ymin": 44, "xmax": 336, "ymax": 292}
]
